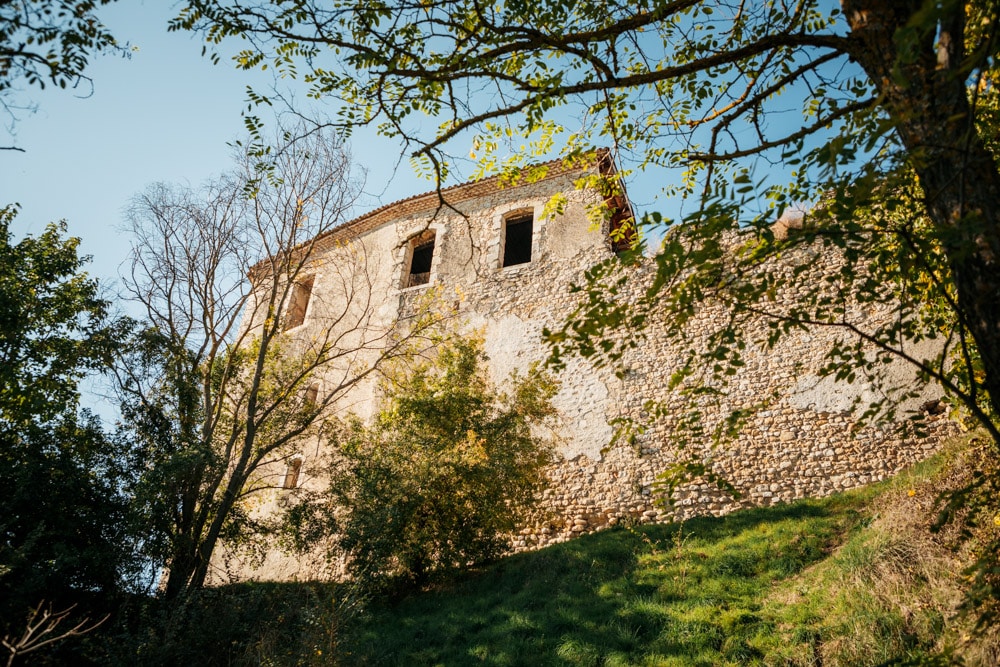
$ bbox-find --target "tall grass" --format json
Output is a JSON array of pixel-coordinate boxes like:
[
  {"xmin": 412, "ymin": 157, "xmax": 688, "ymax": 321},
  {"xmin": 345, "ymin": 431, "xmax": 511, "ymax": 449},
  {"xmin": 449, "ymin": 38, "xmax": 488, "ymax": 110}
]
[{"xmin": 763, "ymin": 440, "xmax": 1000, "ymax": 667}]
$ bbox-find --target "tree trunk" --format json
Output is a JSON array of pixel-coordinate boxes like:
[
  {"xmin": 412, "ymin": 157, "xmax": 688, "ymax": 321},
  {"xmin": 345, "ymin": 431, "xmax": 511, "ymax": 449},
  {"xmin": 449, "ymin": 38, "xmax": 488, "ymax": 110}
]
[
  {"xmin": 844, "ymin": 0, "xmax": 1000, "ymax": 418},
  {"xmin": 164, "ymin": 549, "xmax": 194, "ymax": 600}
]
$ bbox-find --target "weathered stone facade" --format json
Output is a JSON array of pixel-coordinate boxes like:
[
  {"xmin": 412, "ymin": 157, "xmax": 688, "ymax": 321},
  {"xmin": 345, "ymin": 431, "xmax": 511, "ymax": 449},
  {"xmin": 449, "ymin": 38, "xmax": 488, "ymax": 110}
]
[{"xmin": 222, "ymin": 153, "xmax": 954, "ymax": 581}]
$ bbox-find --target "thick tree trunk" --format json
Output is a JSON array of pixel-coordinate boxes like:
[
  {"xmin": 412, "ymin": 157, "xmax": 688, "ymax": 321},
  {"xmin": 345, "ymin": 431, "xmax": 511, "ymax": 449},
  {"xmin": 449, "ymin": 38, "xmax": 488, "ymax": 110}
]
[
  {"xmin": 844, "ymin": 0, "xmax": 1000, "ymax": 418},
  {"xmin": 164, "ymin": 549, "xmax": 195, "ymax": 600},
  {"xmin": 162, "ymin": 475, "xmax": 244, "ymax": 596}
]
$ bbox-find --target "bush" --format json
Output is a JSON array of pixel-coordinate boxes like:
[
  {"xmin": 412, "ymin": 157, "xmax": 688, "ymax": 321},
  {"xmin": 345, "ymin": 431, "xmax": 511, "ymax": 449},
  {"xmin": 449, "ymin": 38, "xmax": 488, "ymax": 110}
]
[{"xmin": 327, "ymin": 335, "xmax": 558, "ymax": 587}]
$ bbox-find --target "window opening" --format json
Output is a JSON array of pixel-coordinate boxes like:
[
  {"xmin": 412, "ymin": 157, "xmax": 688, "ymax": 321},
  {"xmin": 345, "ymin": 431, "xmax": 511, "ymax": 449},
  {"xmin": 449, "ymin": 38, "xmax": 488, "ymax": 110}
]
[
  {"xmin": 502, "ymin": 214, "xmax": 533, "ymax": 267},
  {"xmin": 304, "ymin": 382, "xmax": 320, "ymax": 405},
  {"xmin": 283, "ymin": 456, "xmax": 303, "ymax": 489},
  {"xmin": 597, "ymin": 150, "xmax": 638, "ymax": 254},
  {"xmin": 608, "ymin": 197, "xmax": 637, "ymax": 254},
  {"xmin": 284, "ymin": 275, "xmax": 314, "ymax": 330},
  {"xmin": 405, "ymin": 231, "xmax": 435, "ymax": 288}
]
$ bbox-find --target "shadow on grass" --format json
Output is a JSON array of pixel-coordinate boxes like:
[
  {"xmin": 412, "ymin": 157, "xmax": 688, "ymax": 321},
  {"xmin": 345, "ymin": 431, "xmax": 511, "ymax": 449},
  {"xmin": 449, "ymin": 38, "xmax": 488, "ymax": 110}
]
[
  {"xmin": 343, "ymin": 495, "xmax": 865, "ymax": 666},
  {"xmin": 96, "ymin": 497, "xmax": 860, "ymax": 665},
  {"xmin": 85, "ymin": 580, "xmax": 346, "ymax": 666}
]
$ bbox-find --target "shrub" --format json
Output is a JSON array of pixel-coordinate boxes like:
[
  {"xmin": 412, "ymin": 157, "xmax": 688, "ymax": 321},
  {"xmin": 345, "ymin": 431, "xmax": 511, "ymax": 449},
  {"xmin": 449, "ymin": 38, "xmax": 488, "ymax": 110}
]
[{"xmin": 327, "ymin": 335, "xmax": 558, "ymax": 587}]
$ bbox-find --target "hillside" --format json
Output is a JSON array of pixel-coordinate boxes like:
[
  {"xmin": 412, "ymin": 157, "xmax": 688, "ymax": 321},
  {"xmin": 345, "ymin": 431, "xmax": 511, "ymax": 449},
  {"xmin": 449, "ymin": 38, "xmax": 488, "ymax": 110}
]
[{"xmin": 117, "ymin": 434, "xmax": 999, "ymax": 666}]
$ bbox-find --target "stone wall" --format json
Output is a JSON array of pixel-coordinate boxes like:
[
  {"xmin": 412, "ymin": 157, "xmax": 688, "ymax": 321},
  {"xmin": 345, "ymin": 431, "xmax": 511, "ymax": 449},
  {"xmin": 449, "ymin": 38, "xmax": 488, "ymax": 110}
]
[
  {"xmin": 464, "ymin": 240, "xmax": 954, "ymax": 552},
  {"xmin": 222, "ymin": 156, "xmax": 955, "ymax": 582}
]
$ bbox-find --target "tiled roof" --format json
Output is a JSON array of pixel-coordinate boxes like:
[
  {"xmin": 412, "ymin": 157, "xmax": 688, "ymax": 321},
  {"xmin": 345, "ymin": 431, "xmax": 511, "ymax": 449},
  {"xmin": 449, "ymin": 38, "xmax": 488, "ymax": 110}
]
[
  {"xmin": 309, "ymin": 151, "xmax": 610, "ymax": 254},
  {"xmin": 247, "ymin": 149, "xmax": 618, "ymax": 277}
]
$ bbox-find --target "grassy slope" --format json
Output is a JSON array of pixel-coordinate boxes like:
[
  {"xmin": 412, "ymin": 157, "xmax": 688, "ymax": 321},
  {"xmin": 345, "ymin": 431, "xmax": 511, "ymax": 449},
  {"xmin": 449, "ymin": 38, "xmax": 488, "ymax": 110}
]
[
  {"xmin": 135, "ymin": 436, "xmax": 997, "ymax": 666},
  {"xmin": 345, "ymin": 497, "xmax": 862, "ymax": 666},
  {"xmin": 338, "ymin": 440, "xmax": 992, "ymax": 666}
]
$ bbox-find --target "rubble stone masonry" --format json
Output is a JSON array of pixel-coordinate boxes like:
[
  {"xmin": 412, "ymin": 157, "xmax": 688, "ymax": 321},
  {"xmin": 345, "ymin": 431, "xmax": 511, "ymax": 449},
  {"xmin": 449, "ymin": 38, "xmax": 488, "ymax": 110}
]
[{"xmin": 227, "ymin": 155, "xmax": 954, "ymax": 581}]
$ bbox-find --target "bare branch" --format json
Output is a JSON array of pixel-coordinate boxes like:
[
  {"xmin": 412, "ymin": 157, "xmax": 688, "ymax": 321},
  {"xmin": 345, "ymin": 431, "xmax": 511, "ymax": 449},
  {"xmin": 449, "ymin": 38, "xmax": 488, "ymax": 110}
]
[{"xmin": 2, "ymin": 602, "xmax": 108, "ymax": 667}]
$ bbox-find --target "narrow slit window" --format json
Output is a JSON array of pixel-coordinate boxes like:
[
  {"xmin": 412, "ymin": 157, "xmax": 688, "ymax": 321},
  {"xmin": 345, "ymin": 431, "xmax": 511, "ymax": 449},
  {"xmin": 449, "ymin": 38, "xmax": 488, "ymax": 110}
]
[
  {"xmin": 283, "ymin": 457, "xmax": 303, "ymax": 490},
  {"xmin": 284, "ymin": 275, "xmax": 314, "ymax": 330},
  {"xmin": 502, "ymin": 214, "xmax": 533, "ymax": 267},
  {"xmin": 405, "ymin": 231, "xmax": 435, "ymax": 288},
  {"xmin": 304, "ymin": 382, "xmax": 320, "ymax": 405},
  {"xmin": 608, "ymin": 198, "xmax": 637, "ymax": 254}
]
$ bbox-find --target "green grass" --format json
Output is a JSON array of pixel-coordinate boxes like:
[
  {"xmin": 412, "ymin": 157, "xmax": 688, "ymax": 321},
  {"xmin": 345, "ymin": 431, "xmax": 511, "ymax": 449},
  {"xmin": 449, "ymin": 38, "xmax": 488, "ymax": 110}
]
[
  {"xmin": 332, "ymin": 440, "xmax": 990, "ymax": 666},
  {"xmin": 340, "ymin": 495, "xmax": 869, "ymax": 666},
  {"xmin": 122, "ymin": 437, "xmax": 996, "ymax": 666}
]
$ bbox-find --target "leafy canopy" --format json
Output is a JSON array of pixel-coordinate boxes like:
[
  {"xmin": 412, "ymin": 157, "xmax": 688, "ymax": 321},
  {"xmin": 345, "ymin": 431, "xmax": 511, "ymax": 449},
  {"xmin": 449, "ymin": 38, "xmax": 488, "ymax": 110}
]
[
  {"xmin": 0, "ymin": 205, "xmax": 117, "ymax": 426},
  {"xmin": 311, "ymin": 335, "xmax": 558, "ymax": 587},
  {"xmin": 0, "ymin": 204, "xmax": 135, "ymax": 625}
]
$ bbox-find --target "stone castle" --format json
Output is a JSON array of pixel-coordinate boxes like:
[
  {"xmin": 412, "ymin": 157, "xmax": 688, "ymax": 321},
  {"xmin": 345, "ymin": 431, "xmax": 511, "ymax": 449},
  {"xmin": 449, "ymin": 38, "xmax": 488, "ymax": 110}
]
[{"xmin": 221, "ymin": 150, "xmax": 954, "ymax": 582}]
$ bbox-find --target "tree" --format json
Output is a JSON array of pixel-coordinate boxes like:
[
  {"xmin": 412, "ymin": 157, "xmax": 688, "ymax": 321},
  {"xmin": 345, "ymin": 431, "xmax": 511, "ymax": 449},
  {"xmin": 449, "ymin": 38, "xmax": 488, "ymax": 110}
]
[
  {"xmin": 117, "ymin": 127, "xmax": 446, "ymax": 599},
  {"xmin": 0, "ymin": 1, "xmax": 127, "ymax": 150},
  {"xmin": 170, "ymin": 0, "xmax": 1000, "ymax": 439},
  {"xmin": 298, "ymin": 335, "xmax": 557, "ymax": 588},
  {"xmin": 0, "ymin": 204, "xmax": 133, "ymax": 630}
]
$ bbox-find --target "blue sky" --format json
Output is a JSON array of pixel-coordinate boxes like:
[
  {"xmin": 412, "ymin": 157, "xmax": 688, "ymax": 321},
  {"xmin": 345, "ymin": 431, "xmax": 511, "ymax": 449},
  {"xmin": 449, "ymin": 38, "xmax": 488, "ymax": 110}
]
[
  {"xmin": 2, "ymin": 2, "xmax": 831, "ymax": 298},
  {"xmin": 2, "ymin": 2, "xmax": 427, "ymax": 294},
  {"xmin": 0, "ymin": 2, "xmax": 751, "ymax": 293}
]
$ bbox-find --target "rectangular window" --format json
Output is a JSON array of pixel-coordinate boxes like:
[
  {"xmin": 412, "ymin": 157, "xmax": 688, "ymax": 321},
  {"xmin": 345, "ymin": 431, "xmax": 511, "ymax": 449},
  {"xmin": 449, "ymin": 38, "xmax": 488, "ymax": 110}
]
[
  {"xmin": 282, "ymin": 457, "xmax": 303, "ymax": 490},
  {"xmin": 607, "ymin": 197, "xmax": 637, "ymax": 254},
  {"xmin": 284, "ymin": 275, "xmax": 314, "ymax": 331},
  {"xmin": 405, "ymin": 231, "xmax": 435, "ymax": 288},
  {"xmin": 502, "ymin": 214, "xmax": 533, "ymax": 267}
]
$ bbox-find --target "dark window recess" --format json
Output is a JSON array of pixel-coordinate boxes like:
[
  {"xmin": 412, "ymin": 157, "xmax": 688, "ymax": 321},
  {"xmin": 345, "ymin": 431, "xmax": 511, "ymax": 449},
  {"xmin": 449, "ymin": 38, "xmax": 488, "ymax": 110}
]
[
  {"xmin": 304, "ymin": 382, "xmax": 319, "ymax": 405},
  {"xmin": 608, "ymin": 197, "xmax": 637, "ymax": 254},
  {"xmin": 283, "ymin": 458, "xmax": 303, "ymax": 489},
  {"xmin": 284, "ymin": 275, "xmax": 314, "ymax": 330},
  {"xmin": 502, "ymin": 215, "xmax": 533, "ymax": 267},
  {"xmin": 407, "ymin": 239, "xmax": 435, "ymax": 288}
]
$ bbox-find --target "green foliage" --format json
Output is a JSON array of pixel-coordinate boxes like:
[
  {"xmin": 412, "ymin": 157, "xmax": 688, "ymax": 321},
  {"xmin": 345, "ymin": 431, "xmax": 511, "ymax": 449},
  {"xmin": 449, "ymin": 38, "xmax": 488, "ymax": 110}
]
[
  {"xmin": 102, "ymin": 582, "xmax": 347, "ymax": 667},
  {"xmin": 321, "ymin": 335, "xmax": 558, "ymax": 587},
  {"xmin": 0, "ymin": 205, "xmax": 134, "ymax": 629},
  {"xmin": 172, "ymin": 0, "xmax": 1000, "ymax": 433},
  {"xmin": 114, "ymin": 327, "xmax": 216, "ymax": 583},
  {"xmin": 0, "ymin": 205, "xmax": 119, "ymax": 426}
]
